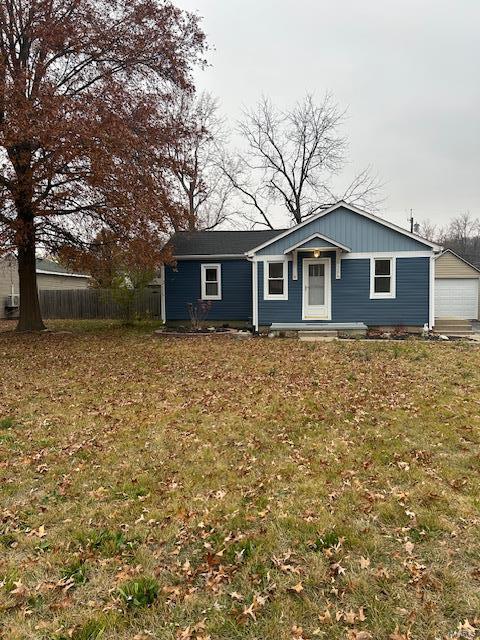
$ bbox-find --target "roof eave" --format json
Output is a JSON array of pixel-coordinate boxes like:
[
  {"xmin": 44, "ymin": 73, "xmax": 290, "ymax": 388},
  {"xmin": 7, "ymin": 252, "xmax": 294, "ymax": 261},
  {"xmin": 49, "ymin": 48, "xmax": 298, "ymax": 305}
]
[
  {"xmin": 36, "ymin": 269, "xmax": 90, "ymax": 278},
  {"xmin": 173, "ymin": 253, "xmax": 246, "ymax": 260}
]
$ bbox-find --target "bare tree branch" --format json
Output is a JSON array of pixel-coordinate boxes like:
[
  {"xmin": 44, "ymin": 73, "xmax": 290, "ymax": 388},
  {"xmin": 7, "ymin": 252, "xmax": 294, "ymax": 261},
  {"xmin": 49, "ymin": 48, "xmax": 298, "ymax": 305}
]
[
  {"xmin": 163, "ymin": 90, "xmax": 236, "ymax": 231},
  {"xmin": 228, "ymin": 93, "xmax": 383, "ymax": 227},
  {"xmin": 437, "ymin": 212, "xmax": 480, "ymax": 266}
]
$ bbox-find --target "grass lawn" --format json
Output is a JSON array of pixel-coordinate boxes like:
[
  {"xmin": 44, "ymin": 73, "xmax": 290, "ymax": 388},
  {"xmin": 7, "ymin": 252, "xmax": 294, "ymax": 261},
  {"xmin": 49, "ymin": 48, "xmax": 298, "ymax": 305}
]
[{"xmin": 1, "ymin": 320, "xmax": 480, "ymax": 640}]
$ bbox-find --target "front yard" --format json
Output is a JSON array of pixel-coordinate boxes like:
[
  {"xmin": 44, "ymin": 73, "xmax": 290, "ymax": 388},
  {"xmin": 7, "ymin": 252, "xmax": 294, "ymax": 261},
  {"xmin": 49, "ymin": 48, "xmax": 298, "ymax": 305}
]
[{"xmin": 1, "ymin": 321, "xmax": 479, "ymax": 640}]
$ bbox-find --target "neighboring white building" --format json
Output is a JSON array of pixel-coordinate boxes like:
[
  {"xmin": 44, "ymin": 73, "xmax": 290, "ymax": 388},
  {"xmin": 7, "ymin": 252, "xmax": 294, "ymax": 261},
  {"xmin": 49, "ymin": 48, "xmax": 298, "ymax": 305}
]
[
  {"xmin": 0, "ymin": 256, "xmax": 90, "ymax": 318},
  {"xmin": 435, "ymin": 249, "xmax": 480, "ymax": 320}
]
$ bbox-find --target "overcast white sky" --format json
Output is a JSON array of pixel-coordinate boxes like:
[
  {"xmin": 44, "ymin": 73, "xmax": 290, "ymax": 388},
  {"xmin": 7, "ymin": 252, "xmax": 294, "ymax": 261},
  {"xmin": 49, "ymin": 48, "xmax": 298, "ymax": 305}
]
[{"xmin": 176, "ymin": 0, "xmax": 480, "ymax": 229}]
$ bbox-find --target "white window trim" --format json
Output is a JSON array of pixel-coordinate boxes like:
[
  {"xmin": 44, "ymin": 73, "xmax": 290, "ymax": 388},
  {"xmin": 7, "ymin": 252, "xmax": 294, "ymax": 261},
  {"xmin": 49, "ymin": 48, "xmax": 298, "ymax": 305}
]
[
  {"xmin": 263, "ymin": 259, "xmax": 288, "ymax": 301},
  {"xmin": 370, "ymin": 257, "xmax": 396, "ymax": 299},
  {"xmin": 201, "ymin": 263, "xmax": 222, "ymax": 300},
  {"xmin": 251, "ymin": 259, "xmax": 259, "ymax": 331},
  {"xmin": 429, "ymin": 255, "xmax": 434, "ymax": 330}
]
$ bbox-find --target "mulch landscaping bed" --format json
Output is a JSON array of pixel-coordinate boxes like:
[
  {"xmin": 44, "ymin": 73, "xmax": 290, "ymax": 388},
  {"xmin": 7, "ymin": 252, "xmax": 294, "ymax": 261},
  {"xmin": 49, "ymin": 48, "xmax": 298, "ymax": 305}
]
[{"xmin": 154, "ymin": 327, "xmax": 252, "ymax": 338}]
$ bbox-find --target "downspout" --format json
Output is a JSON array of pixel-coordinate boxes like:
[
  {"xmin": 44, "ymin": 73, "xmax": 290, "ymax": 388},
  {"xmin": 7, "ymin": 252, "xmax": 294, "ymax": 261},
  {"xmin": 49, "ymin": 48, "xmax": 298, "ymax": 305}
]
[
  {"xmin": 160, "ymin": 264, "xmax": 166, "ymax": 324},
  {"xmin": 247, "ymin": 254, "xmax": 258, "ymax": 333},
  {"xmin": 429, "ymin": 254, "xmax": 435, "ymax": 330}
]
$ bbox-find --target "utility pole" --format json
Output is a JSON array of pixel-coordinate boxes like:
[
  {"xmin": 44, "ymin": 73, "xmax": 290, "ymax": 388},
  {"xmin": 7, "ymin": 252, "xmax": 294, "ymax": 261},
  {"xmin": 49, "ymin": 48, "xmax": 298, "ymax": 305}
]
[{"xmin": 408, "ymin": 208, "xmax": 414, "ymax": 233}]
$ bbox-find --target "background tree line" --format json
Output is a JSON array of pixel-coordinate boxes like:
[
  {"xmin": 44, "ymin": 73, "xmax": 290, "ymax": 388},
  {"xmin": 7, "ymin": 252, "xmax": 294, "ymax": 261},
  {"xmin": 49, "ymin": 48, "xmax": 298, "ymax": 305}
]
[{"xmin": 420, "ymin": 214, "xmax": 480, "ymax": 267}]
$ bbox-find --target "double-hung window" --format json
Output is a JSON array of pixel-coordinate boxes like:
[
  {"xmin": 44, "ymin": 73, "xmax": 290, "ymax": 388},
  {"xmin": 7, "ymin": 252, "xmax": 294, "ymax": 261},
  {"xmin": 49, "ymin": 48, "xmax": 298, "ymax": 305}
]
[
  {"xmin": 370, "ymin": 257, "xmax": 396, "ymax": 299},
  {"xmin": 201, "ymin": 264, "xmax": 222, "ymax": 300},
  {"xmin": 264, "ymin": 260, "xmax": 288, "ymax": 300}
]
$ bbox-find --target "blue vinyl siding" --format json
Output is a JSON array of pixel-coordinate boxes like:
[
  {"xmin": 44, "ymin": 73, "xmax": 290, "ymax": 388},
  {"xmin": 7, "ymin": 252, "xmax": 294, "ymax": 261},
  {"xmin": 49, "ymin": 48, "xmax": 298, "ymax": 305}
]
[
  {"xmin": 258, "ymin": 206, "xmax": 429, "ymax": 255},
  {"xmin": 258, "ymin": 253, "xmax": 430, "ymax": 326},
  {"xmin": 165, "ymin": 259, "xmax": 252, "ymax": 321},
  {"xmin": 290, "ymin": 237, "xmax": 341, "ymax": 250}
]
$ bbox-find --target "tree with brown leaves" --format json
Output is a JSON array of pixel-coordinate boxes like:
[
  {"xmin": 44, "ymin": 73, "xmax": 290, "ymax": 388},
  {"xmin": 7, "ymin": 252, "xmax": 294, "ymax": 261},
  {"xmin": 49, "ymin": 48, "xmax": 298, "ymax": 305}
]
[
  {"xmin": 59, "ymin": 229, "xmax": 150, "ymax": 290},
  {"xmin": 0, "ymin": 0, "xmax": 206, "ymax": 330}
]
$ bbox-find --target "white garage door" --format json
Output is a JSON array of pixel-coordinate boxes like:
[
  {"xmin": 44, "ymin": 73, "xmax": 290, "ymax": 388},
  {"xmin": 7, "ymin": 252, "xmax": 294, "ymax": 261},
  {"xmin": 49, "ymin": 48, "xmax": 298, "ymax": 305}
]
[{"xmin": 435, "ymin": 279, "xmax": 479, "ymax": 319}]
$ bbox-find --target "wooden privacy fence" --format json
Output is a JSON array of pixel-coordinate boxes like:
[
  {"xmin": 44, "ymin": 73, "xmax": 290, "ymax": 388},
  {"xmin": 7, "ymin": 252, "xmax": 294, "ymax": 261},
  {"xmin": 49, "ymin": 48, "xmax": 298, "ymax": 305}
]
[{"xmin": 39, "ymin": 288, "xmax": 163, "ymax": 320}]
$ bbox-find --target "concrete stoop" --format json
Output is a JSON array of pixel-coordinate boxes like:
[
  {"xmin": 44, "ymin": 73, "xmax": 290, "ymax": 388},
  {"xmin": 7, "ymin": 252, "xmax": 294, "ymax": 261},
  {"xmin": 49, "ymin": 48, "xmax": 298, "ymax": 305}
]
[
  {"xmin": 268, "ymin": 322, "xmax": 367, "ymax": 340},
  {"xmin": 434, "ymin": 319, "xmax": 474, "ymax": 337},
  {"xmin": 298, "ymin": 330, "xmax": 338, "ymax": 342}
]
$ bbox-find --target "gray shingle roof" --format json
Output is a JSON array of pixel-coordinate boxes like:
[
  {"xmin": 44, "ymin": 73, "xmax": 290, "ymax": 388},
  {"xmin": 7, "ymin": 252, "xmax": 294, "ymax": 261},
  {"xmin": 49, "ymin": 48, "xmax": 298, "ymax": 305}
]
[
  {"xmin": 36, "ymin": 258, "xmax": 88, "ymax": 276},
  {"xmin": 169, "ymin": 230, "xmax": 287, "ymax": 256}
]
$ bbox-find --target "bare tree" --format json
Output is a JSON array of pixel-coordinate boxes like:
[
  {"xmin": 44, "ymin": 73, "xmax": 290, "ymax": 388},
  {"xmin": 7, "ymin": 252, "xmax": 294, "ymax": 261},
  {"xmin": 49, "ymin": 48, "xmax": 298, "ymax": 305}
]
[
  {"xmin": 418, "ymin": 219, "xmax": 438, "ymax": 242},
  {"xmin": 444, "ymin": 213, "xmax": 480, "ymax": 249},
  {"xmin": 438, "ymin": 212, "xmax": 480, "ymax": 266},
  {"xmin": 225, "ymin": 94, "xmax": 382, "ymax": 228},
  {"xmin": 165, "ymin": 91, "xmax": 236, "ymax": 231}
]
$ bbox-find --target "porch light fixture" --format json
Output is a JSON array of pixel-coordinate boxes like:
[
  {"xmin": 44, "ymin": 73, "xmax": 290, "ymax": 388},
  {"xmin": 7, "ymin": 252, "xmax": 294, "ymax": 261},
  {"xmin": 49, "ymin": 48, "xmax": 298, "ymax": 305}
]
[{"xmin": 313, "ymin": 249, "xmax": 321, "ymax": 258}]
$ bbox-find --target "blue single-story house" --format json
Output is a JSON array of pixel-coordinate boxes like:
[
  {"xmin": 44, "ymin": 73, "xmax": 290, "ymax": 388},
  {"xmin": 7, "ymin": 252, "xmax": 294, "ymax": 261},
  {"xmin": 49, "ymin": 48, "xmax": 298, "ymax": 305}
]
[{"xmin": 161, "ymin": 202, "xmax": 442, "ymax": 332}]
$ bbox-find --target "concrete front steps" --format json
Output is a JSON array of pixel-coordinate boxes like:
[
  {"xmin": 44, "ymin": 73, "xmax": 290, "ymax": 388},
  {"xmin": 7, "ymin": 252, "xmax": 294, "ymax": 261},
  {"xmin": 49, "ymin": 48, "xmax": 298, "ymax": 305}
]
[
  {"xmin": 298, "ymin": 330, "xmax": 338, "ymax": 342},
  {"xmin": 434, "ymin": 319, "xmax": 474, "ymax": 337},
  {"xmin": 269, "ymin": 322, "xmax": 367, "ymax": 340}
]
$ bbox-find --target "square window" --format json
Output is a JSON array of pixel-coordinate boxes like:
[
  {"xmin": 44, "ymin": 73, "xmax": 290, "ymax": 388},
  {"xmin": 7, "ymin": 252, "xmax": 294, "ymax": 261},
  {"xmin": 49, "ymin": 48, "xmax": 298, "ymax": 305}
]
[
  {"xmin": 269, "ymin": 262, "xmax": 284, "ymax": 279},
  {"xmin": 205, "ymin": 268, "xmax": 218, "ymax": 282},
  {"xmin": 375, "ymin": 259, "xmax": 391, "ymax": 276},
  {"xmin": 374, "ymin": 276, "xmax": 391, "ymax": 293},
  {"xmin": 268, "ymin": 279, "xmax": 284, "ymax": 295},
  {"xmin": 206, "ymin": 281, "xmax": 218, "ymax": 296}
]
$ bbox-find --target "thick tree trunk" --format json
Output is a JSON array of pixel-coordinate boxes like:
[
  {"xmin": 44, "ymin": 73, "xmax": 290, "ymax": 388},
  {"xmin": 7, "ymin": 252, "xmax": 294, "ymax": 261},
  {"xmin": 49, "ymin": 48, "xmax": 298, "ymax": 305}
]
[
  {"xmin": 16, "ymin": 215, "xmax": 46, "ymax": 332},
  {"xmin": 187, "ymin": 184, "xmax": 197, "ymax": 230}
]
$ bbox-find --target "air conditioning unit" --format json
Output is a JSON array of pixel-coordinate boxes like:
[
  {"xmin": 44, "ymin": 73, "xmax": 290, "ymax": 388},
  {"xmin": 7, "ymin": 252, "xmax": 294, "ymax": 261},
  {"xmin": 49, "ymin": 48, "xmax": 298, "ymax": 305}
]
[{"xmin": 5, "ymin": 294, "xmax": 20, "ymax": 308}]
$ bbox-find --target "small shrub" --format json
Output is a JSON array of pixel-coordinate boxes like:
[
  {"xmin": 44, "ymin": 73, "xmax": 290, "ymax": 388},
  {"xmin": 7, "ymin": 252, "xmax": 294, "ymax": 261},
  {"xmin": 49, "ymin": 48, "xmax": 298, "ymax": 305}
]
[
  {"xmin": 392, "ymin": 325, "xmax": 408, "ymax": 338},
  {"xmin": 187, "ymin": 299, "xmax": 213, "ymax": 330},
  {"xmin": 61, "ymin": 559, "xmax": 88, "ymax": 585},
  {"xmin": 117, "ymin": 576, "xmax": 159, "ymax": 608}
]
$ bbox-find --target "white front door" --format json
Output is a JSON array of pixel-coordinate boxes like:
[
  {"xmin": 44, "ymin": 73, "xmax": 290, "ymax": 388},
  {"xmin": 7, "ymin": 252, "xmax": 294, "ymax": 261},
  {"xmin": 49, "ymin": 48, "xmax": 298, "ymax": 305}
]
[{"xmin": 303, "ymin": 258, "xmax": 331, "ymax": 320}]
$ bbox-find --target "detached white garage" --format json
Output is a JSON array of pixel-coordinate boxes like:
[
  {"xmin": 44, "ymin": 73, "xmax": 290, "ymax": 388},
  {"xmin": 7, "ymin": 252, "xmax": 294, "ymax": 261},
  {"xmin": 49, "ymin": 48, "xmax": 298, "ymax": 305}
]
[{"xmin": 435, "ymin": 250, "xmax": 480, "ymax": 320}]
